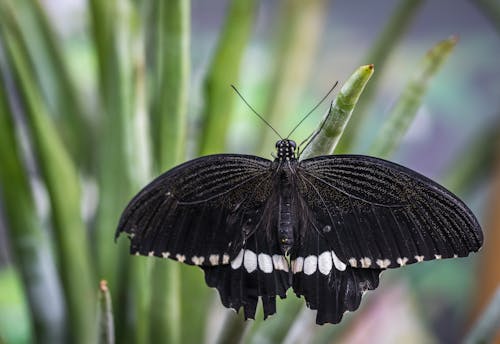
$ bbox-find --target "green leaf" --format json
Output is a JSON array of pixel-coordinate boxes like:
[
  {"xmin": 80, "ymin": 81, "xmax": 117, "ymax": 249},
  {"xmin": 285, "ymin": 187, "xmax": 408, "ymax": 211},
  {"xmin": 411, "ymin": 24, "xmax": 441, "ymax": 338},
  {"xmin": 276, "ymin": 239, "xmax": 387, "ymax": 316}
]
[
  {"xmin": 0, "ymin": 8, "xmax": 96, "ymax": 343},
  {"xmin": 335, "ymin": 0, "xmax": 424, "ymax": 153},
  {"xmin": 369, "ymin": 36, "xmax": 458, "ymax": 158},
  {"xmin": 301, "ymin": 64, "xmax": 375, "ymax": 158},
  {"xmin": 198, "ymin": 0, "xmax": 258, "ymax": 156},
  {"xmin": 0, "ymin": 60, "xmax": 64, "ymax": 344}
]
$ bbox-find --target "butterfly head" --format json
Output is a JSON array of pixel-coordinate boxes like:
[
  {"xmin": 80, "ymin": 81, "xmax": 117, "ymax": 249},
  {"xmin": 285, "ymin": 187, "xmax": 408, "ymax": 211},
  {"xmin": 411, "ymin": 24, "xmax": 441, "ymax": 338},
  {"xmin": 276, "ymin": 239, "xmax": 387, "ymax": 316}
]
[{"xmin": 275, "ymin": 139, "xmax": 297, "ymax": 161}]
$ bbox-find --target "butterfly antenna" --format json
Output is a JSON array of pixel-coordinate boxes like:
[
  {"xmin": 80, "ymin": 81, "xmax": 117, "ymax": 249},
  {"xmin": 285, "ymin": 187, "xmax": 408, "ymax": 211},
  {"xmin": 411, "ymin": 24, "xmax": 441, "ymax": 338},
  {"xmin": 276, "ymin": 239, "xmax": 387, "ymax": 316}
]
[
  {"xmin": 231, "ymin": 85, "xmax": 283, "ymax": 140},
  {"xmin": 286, "ymin": 81, "xmax": 338, "ymax": 139}
]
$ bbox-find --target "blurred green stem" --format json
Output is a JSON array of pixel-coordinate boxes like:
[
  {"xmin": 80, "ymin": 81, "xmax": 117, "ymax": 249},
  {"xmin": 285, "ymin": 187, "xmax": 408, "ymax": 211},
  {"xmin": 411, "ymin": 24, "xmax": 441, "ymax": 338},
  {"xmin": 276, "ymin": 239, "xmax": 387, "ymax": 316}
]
[
  {"xmin": 0, "ymin": 12, "xmax": 96, "ymax": 344},
  {"xmin": 259, "ymin": 0, "xmax": 327, "ymax": 154},
  {"xmin": 336, "ymin": 0, "xmax": 424, "ymax": 153},
  {"xmin": 369, "ymin": 36, "xmax": 457, "ymax": 158},
  {"xmin": 0, "ymin": 60, "xmax": 65, "ymax": 344},
  {"xmin": 199, "ymin": 0, "xmax": 257, "ymax": 156},
  {"xmin": 148, "ymin": 1, "xmax": 190, "ymax": 343}
]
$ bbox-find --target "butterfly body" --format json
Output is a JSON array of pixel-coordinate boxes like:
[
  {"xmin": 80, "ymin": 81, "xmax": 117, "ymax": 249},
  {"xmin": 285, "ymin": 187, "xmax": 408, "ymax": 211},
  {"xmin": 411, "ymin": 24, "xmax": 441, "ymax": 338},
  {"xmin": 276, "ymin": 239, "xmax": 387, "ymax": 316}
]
[{"xmin": 116, "ymin": 139, "xmax": 482, "ymax": 324}]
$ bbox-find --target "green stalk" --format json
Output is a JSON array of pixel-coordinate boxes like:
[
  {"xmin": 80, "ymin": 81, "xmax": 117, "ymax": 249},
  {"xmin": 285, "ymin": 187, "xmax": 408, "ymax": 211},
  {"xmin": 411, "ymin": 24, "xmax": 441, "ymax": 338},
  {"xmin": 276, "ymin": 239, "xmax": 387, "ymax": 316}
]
[
  {"xmin": 369, "ymin": 37, "xmax": 458, "ymax": 158},
  {"xmin": 148, "ymin": 1, "xmax": 190, "ymax": 343},
  {"xmin": 5, "ymin": 0, "xmax": 93, "ymax": 168},
  {"xmin": 301, "ymin": 64, "xmax": 375, "ymax": 157},
  {"xmin": 0, "ymin": 13, "xmax": 96, "ymax": 344},
  {"xmin": 88, "ymin": 2, "xmax": 138, "ymax": 339},
  {"xmin": 97, "ymin": 281, "xmax": 115, "ymax": 344},
  {"xmin": 258, "ymin": 0, "xmax": 328, "ymax": 154},
  {"xmin": 0, "ymin": 61, "xmax": 65, "ymax": 343},
  {"xmin": 335, "ymin": 0, "xmax": 424, "ymax": 153},
  {"xmin": 198, "ymin": 0, "xmax": 257, "ymax": 156}
]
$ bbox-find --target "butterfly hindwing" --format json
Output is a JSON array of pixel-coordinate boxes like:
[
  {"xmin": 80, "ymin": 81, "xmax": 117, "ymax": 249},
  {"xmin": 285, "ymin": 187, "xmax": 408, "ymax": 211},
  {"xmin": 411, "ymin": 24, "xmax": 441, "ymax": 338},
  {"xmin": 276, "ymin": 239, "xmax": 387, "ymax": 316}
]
[
  {"xmin": 116, "ymin": 154, "xmax": 274, "ymax": 266},
  {"xmin": 297, "ymin": 155, "xmax": 483, "ymax": 270},
  {"xmin": 290, "ymin": 219, "xmax": 381, "ymax": 324},
  {"xmin": 203, "ymin": 224, "xmax": 291, "ymax": 320}
]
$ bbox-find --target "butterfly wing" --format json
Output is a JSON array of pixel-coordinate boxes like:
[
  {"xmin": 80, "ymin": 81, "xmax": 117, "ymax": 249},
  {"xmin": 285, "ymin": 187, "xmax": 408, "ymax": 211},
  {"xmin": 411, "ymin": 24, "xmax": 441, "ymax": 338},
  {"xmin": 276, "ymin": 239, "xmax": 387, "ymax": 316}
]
[
  {"xmin": 297, "ymin": 154, "xmax": 483, "ymax": 270},
  {"xmin": 116, "ymin": 154, "xmax": 272, "ymax": 262},
  {"xmin": 290, "ymin": 219, "xmax": 382, "ymax": 324},
  {"xmin": 116, "ymin": 154, "xmax": 291, "ymax": 318}
]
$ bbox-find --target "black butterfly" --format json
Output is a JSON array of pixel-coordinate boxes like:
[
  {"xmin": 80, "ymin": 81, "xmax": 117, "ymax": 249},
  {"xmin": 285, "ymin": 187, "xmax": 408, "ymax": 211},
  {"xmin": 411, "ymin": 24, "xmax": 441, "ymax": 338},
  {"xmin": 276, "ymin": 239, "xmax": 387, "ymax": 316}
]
[{"xmin": 116, "ymin": 139, "xmax": 483, "ymax": 324}]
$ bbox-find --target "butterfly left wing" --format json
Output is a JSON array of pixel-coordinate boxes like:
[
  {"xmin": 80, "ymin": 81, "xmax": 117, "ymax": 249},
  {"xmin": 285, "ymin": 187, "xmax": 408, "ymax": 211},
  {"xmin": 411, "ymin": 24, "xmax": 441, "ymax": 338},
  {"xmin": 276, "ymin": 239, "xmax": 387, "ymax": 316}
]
[
  {"xmin": 116, "ymin": 154, "xmax": 291, "ymax": 319},
  {"xmin": 116, "ymin": 154, "xmax": 273, "ymax": 264}
]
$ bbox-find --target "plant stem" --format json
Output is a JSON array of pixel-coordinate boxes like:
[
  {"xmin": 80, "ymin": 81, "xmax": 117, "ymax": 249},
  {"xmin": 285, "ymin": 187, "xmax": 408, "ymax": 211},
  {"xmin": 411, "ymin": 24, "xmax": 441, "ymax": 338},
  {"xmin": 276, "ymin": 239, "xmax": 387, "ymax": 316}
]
[
  {"xmin": 369, "ymin": 36, "xmax": 457, "ymax": 158},
  {"xmin": 335, "ymin": 0, "xmax": 424, "ymax": 153},
  {"xmin": 0, "ymin": 12, "xmax": 96, "ymax": 343},
  {"xmin": 199, "ymin": 0, "xmax": 257, "ymax": 156}
]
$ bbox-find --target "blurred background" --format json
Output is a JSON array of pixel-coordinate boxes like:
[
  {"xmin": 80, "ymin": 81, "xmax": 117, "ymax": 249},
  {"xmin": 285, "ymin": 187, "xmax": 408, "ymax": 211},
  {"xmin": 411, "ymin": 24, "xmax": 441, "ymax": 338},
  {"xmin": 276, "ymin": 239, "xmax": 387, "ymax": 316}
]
[{"xmin": 0, "ymin": 0, "xmax": 499, "ymax": 343}]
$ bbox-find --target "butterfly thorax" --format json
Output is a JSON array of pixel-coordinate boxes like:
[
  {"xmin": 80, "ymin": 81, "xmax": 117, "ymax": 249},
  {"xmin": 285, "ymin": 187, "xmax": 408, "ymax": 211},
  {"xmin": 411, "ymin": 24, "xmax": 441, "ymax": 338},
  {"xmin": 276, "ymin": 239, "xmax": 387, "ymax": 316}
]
[{"xmin": 275, "ymin": 139, "xmax": 297, "ymax": 161}]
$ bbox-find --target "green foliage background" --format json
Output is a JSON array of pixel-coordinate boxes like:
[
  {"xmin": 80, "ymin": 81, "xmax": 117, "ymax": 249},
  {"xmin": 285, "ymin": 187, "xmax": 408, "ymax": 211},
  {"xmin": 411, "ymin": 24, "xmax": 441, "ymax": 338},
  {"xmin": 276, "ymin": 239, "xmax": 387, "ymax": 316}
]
[{"xmin": 0, "ymin": 0, "xmax": 499, "ymax": 343}]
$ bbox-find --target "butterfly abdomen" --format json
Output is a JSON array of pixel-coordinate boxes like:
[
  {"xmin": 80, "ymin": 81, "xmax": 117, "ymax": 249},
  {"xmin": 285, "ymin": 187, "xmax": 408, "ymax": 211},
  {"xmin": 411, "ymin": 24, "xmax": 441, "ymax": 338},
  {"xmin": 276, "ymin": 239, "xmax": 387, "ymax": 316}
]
[{"xmin": 278, "ymin": 170, "xmax": 296, "ymax": 254}]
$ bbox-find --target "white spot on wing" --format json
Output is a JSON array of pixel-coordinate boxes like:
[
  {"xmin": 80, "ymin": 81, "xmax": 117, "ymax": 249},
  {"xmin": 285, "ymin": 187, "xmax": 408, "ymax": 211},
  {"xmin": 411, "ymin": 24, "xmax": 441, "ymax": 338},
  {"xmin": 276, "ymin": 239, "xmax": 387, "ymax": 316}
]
[
  {"xmin": 244, "ymin": 250, "xmax": 257, "ymax": 273},
  {"xmin": 272, "ymin": 255, "xmax": 289, "ymax": 272},
  {"xmin": 434, "ymin": 254, "xmax": 442, "ymax": 259},
  {"xmin": 349, "ymin": 258, "xmax": 357, "ymax": 267},
  {"xmin": 148, "ymin": 251, "xmax": 154, "ymax": 257},
  {"xmin": 222, "ymin": 254, "xmax": 230, "ymax": 264},
  {"xmin": 162, "ymin": 252, "xmax": 170, "ymax": 258},
  {"xmin": 292, "ymin": 257, "xmax": 304, "ymax": 273},
  {"xmin": 318, "ymin": 252, "xmax": 332, "ymax": 275},
  {"xmin": 453, "ymin": 254, "xmax": 458, "ymax": 258},
  {"xmin": 397, "ymin": 257, "xmax": 408, "ymax": 266},
  {"xmin": 176, "ymin": 254, "xmax": 186, "ymax": 263},
  {"xmin": 376, "ymin": 259, "xmax": 391, "ymax": 268},
  {"xmin": 303, "ymin": 255, "xmax": 317, "ymax": 275},
  {"xmin": 231, "ymin": 249, "xmax": 244, "ymax": 269},
  {"xmin": 191, "ymin": 256, "xmax": 204, "ymax": 265},
  {"xmin": 360, "ymin": 257, "xmax": 372, "ymax": 268},
  {"xmin": 332, "ymin": 251, "xmax": 346, "ymax": 271},
  {"xmin": 415, "ymin": 255, "xmax": 424, "ymax": 262},
  {"xmin": 209, "ymin": 254, "xmax": 219, "ymax": 265},
  {"xmin": 258, "ymin": 253, "xmax": 273, "ymax": 273}
]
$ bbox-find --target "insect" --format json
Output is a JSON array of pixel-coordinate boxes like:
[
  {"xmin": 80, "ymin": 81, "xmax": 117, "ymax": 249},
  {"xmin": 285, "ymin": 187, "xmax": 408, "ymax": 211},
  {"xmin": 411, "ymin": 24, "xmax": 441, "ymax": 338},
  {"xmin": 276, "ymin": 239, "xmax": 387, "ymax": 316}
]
[{"xmin": 115, "ymin": 88, "xmax": 483, "ymax": 324}]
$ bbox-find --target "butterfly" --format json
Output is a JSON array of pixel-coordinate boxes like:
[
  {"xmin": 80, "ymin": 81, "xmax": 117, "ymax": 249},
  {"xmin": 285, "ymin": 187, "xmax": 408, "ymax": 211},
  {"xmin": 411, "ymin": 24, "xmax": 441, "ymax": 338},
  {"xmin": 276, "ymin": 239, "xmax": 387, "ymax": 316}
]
[{"xmin": 115, "ymin": 137, "xmax": 483, "ymax": 324}]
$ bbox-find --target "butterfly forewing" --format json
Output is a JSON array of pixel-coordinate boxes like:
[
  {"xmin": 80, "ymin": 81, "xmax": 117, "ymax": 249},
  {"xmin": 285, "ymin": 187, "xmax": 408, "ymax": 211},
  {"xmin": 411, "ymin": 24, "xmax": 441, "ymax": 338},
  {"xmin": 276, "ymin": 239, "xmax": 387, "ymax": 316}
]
[
  {"xmin": 297, "ymin": 155, "xmax": 483, "ymax": 270},
  {"xmin": 116, "ymin": 154, "xmax": 274, "ymax": 265}
]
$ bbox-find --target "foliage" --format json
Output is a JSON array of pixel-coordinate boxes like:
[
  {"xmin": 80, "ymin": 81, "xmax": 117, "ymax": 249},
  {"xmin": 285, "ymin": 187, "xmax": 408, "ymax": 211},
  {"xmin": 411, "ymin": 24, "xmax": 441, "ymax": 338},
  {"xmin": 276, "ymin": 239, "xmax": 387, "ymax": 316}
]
[{"xmin": 0, "ymin": 1, "xmax": 497, "ymax": 343}]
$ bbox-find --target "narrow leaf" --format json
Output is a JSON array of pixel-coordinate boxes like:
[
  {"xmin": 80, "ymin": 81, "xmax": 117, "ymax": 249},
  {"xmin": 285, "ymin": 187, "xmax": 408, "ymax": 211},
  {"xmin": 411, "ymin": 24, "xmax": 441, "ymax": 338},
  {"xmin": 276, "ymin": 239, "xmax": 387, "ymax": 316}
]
[
  {"xmin": 97, "ymin": 281, "xmax": 115, "ymax": 344},
  {"xmin": 369, "ymin": 36, "xmax": 458, "ymax": 158},
  {"xmin": 258, "ymin": 0, "xmax": 328, "ymax": 154},
  {"xmin": 301, "ymin": 64, "xmax": 375, "ymax": 158},
  {"xmin": 336, "ymin": 0, "xmax": 424, "ymax": 153},
  {"xmin": 199, "ymin": 0, "xmax": 257, "ymax": 155},
  {"xmin": 0, "ymin": 13, "xmax": 96, "ymax": 344},
  {"xmin": 0, "ymin": 59, "xmax": 65, "ymax": 344},
  {"xmin": 148, "ymin": 1, "xmax": 190, "ymax": 343}
]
